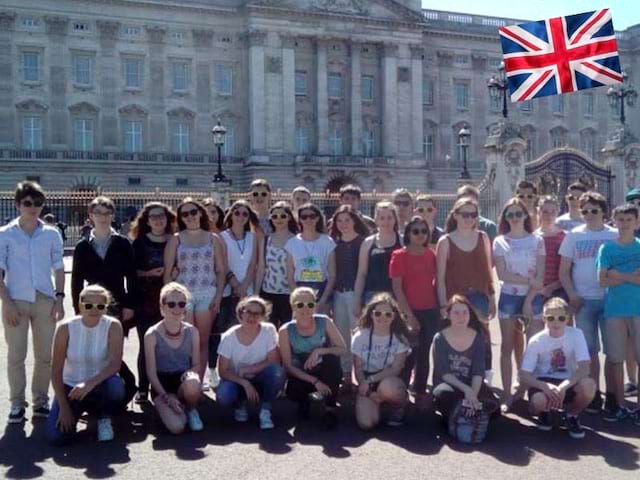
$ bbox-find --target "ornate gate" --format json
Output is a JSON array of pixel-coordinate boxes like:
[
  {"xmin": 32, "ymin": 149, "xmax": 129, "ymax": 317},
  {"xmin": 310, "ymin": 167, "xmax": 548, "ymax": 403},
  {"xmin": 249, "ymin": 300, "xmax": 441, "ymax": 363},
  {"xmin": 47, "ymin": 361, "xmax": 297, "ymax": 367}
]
[{"xmin": 525, "ymin": 148, "xmax": 613, "ymax": 206}]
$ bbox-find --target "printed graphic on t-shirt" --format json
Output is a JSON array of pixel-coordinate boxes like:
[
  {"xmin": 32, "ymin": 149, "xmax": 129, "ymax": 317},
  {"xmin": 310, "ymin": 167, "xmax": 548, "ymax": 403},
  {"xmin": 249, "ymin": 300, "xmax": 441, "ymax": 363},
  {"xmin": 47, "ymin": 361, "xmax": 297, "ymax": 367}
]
[
  {"xmin": 448, "ymin": 352, "xmax": 472, "ymax": 380},
  {"xmin": 549, "ymin": 348, "xmax": 567, "ymax": 373},
  {"xmin": 300, "ymin": 256, "xmax": 323, "ymax": 282},
  {"xmin": 575, "ymin": 239, "xmax": 608, "ymax": 260}
]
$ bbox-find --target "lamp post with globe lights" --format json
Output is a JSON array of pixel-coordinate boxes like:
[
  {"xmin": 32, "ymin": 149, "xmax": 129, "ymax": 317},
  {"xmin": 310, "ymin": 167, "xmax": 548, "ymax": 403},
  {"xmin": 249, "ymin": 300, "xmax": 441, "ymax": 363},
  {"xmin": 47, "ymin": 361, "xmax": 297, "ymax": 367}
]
[
  {"xmin": 212, "ymin": 119, "xmax": 229, "ymax": 184},
  {"xmin": 607, "ymin": 72, "xmax": 637, "ymax": 125},
  {"xmin": 458, "ymin": 124, "xmax": 471, "ymax": 180}
]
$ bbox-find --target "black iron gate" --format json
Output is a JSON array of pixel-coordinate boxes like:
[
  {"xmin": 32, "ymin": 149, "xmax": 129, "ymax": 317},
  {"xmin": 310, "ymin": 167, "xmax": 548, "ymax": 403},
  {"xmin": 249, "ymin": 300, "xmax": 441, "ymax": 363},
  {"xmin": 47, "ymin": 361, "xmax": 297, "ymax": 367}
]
[{"xmin": 525, "ymin": 150, "xmax": 613, "ymax": 208}]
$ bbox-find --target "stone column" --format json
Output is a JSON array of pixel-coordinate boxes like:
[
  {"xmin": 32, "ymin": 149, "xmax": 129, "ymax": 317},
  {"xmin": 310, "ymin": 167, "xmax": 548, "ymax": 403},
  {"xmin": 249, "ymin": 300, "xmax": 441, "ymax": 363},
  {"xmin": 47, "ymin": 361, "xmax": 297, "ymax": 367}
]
[
  {"xmin": 45, "ymin": 16, "xmax": 69, "ymax": 147},
  {"xmin": 248, "ymin": 30, "xmax": 267, "ymax": 154},
  {"xmin": 0, "ymin": 12, "xmax": 16, "ymax": 146},
  {"xmin": 382, "ymin": 43, "xmax": 398, "ymax": 157},
  {"xmin": 146, "ymin": 25, "xmax": 166, "ymax": 151},
  {"xmin": 97, "ymin": 20, "xmax": 120, "ymax": 149},
  {"xmin": 316, "ymin": 38, "xmax": 329, "ymax": 155},
  {"xmin": 410, "ymin": 45, "xmax": 424, "ymax": 158},
  {"xmin": 350, "ymin": 41, "xmax": 363, "ymax": 156},
  {"xmin": 281, "ymin": 35, "xmax": 296, "ymax": 154}
]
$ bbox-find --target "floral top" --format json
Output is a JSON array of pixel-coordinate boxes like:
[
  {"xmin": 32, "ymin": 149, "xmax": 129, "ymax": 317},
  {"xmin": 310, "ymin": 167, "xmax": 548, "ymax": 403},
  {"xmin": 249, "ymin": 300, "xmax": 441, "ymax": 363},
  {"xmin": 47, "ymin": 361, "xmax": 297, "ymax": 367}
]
[
  {"xmin": 176, "ymin": 234, "xmax": 216, "ymax": 296},
  {"xmin": 262, "ymin": 236, "xmax": 290, "ymax": 295}
]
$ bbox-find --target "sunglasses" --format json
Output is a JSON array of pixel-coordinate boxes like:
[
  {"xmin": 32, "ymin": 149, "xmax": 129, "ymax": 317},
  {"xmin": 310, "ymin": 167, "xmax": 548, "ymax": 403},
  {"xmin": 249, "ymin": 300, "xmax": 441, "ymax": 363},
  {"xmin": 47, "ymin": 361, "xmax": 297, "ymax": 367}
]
[
  {"xmin": 457, "ymin": 211, "xmax": 478, "ymax": 219},
  {"xmin": 417, "ymin": 207, "xmax": 434, "ymax": 213},
  {"xmin": 83, "ymin": 303, "xmax": 107, "ymax": 311},
  {"xmin": 505, "ymin": 211, "xmax": 524, "ymax": 220},
  {"xmin": 180, "ymin": 209, "xmax": 199, "ymax": 218},
  {"xmin": 294, "ymin": 301, "xmax": 316, "ymax": 309},
  {"xmin": 372, "ymin": 310, "xmax": 394, "ymax": 318},
  {"xmin": 233, "ymin": 210, "xmax": 249, "ymax": 218},
  {"xmin": 394, "ymin": 200, "xmax": 411, "ymax": 207},
  {"xmin": 566, "ymin": 194, "xmax": 579, "ymax": 201},
  {"xmin": 164, "ymin": 301, "xmax": 187, "ymax": 309},
  {"xmin": 149, "ymin": 213, "xmax": 166, "ymax": 220},
  {"xmin": 411, "ymin": 228, "xmax": 429, "ymax": 235},
  {"xmin": 21, "ymin": 199, "xmax": 44, "ymax": 208},
  {"xmin": 581, "ymin": 208, "xmax": 601, "ymax": 215},
  {"xmin": 299, "ymin": 213, "xmax": 318, "ymax": 221},
  {"xmin": 270, "ymin": 213, "xmax": 288, "ymax": 220},
  {"xmin": 252, "ymin": 191, "xmax": 269, "ymax": 197},
  {"xmin": 242, "ymin": 309, "xmax": 264, "ymax": 317},
  {"xmin": 543, "ymin": 315, "xmax": 568, "ymax": 323},
  {"xmin": 517, "ymin": 194, "xmax": 536, "ymax": 200}
]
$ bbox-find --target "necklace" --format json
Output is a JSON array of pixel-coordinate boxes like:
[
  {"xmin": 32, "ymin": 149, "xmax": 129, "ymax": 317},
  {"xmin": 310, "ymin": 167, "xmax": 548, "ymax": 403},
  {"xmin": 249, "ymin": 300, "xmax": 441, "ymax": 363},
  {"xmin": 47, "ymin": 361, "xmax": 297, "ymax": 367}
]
[
  {"xmin": 165, "ymin": 323, "xmax": 182, "ymax": 338},
  {"xmin": 232, "ymin": 230, "xmax": 247, "ymax": 258}
]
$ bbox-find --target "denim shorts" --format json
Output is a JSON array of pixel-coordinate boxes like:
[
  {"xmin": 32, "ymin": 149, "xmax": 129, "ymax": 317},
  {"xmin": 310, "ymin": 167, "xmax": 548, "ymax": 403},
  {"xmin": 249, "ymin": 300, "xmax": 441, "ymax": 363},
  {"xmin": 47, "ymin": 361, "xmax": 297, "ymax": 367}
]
[
  {"xmin": 466, "ymin": 291, "xmax": 490, "ymax": 318},
  {"xmin": 575, "ymin": 298, "xmax": 605, "ymax": 354},
  {"xmin": 498, "ymin": 292, "xmax": 526, "ymax": 318},
  {"xmin": 188, "ymin": 289, "xmax": 216, "ymax": 313}
]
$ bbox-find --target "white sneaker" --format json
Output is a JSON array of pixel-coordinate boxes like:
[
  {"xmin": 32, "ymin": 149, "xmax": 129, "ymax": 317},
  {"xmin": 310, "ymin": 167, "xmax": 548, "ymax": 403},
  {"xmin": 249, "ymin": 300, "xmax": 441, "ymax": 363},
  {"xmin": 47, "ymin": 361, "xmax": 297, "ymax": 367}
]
[
  {"xmin": 187, "ymin": 409, "xmax": 204, "ymax": 432},
  {"xmin": 259, "ymin": 408, "xmax": 274, "ymax": 430},
  {"xmin": 209, "ymin": 368, "xmax": 220, "ymax": 389},
  {"xmin": 97, "ymin": 418, "xmax": 114, "ymax": 442},
  {"xmin": 234, "ymin": 405, "xmax": 249, "ymax": 422}
]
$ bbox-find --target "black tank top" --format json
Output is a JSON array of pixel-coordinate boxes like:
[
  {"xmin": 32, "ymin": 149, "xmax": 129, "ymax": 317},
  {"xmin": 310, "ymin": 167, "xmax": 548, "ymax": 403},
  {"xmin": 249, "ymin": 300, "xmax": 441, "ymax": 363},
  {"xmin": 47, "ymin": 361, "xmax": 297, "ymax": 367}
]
[{"xmin": 363, "ymin": 233, "xmax": 401, "ymax": 293}]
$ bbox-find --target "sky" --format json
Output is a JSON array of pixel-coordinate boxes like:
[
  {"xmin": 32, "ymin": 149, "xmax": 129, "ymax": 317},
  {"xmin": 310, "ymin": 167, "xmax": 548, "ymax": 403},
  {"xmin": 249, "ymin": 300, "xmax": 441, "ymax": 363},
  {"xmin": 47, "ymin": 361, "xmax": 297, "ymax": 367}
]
[{"xmin": 421, "ymin": 0, "xmax": 640, "ymax": 30}]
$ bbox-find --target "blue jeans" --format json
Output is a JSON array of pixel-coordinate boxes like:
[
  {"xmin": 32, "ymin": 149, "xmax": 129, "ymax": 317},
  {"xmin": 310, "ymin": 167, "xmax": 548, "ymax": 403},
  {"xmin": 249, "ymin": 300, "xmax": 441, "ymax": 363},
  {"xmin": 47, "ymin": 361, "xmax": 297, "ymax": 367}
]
[
  {"xmin": 466, "ymin": 292, "xmax": 490, "ymax": 318},
  {"xmin": 575, "ymin": 298, "xmax": 606, "ymax": 354},
  {"xmin": 46, "ymin": 375, "xmax": 126, "ymax": 445},
  {"xmin": 216, "ymin": 363, "xmax": 285, "ymax": 409}
]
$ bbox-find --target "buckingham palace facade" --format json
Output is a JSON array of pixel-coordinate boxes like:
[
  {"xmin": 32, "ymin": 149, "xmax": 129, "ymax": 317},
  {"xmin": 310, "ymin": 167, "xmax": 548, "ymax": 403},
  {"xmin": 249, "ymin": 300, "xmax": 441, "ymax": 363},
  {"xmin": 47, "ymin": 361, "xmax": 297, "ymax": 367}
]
[{"xmin": 0, "ymin": 0, "xmax": 639, "ymax": 193}]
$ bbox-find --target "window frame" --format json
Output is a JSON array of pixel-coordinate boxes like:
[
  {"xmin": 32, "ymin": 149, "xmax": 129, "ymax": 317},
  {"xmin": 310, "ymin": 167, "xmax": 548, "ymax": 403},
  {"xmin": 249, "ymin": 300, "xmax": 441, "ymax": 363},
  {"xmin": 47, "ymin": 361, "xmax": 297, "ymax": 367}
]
[{"xmin": 328, "ymin": 72, "xmax": 343, "ymax": 100}]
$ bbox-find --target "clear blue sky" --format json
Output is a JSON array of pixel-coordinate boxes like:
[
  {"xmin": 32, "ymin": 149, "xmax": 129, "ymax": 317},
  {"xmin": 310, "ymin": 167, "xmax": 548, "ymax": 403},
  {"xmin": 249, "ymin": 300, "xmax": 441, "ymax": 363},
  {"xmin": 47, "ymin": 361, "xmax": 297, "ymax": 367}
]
[{"xmin": 421, "ymin": 0, "xmax": 639, "ymax": 30}]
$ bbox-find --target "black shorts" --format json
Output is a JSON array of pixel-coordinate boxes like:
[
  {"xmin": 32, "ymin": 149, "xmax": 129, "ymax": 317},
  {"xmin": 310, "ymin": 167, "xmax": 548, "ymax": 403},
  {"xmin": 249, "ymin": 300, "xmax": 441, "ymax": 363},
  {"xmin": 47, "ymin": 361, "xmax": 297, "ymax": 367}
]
[
  {"xmin": 152, "ymin": 371, "xmax": 186, "ymax": 398},
  {"xmin": 527, "ymin": 377, "xmax": 576, "ymax": 405}
]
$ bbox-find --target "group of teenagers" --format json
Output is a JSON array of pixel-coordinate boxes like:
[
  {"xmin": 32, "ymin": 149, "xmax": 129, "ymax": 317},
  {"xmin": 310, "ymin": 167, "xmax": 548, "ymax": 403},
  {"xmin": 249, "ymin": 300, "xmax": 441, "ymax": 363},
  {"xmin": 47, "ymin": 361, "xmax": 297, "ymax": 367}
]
[{"xmin": 1, "ymin": 178, "xmax": 639, "ymax": 446}]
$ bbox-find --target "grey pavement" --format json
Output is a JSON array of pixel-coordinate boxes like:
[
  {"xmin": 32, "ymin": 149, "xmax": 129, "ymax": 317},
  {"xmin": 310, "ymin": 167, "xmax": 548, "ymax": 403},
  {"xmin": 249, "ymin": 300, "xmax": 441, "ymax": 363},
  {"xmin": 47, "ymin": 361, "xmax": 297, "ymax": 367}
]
[{"xmin": 0, "ymin": 263, "xmax": 638, "ymax": 479}]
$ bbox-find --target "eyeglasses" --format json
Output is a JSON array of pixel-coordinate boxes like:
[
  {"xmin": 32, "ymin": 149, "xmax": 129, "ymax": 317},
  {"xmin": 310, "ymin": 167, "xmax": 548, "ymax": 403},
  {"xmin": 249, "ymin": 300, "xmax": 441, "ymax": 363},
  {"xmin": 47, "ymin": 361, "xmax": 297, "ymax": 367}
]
[
  {"xmin": 372, "ymin": 310, "xmax": 394, "ymax": 318},
  {"xmin": 294, "ymin": 301, "xmax": 316, "ymax": 309},
  {"xmin": 242, "ymin": 309, "xmax": 263, "ymax": 318},
  {"xmin": 83, "ymin": 303, "xmax": 107, "ymax": 311},
  {"xmin": 149, "ymin": 213, "xmax": 166, "ymax": 220},
  {"xmin": 517, "ymin": 194, "xmax": 536, "ymax": 200},
  {"xmin": 252, "ymin": 191, "xmax": 269, "ymax": 197},
  {"xmin": 417, "ymin": 207, "xmax": 434, "ymax": 213},
  {"xmin": 21, "ymin": 199, "xmax": 44, "ymax": 208},
  {"xmin": 164, "ymin": 301, "xmax": 187, "ymax": 309},
  {"xmin": 457, "ymin": 211, "xmax": 478, "ymax": 219},
  {"xmin": 180, "ymin": 209, "xmax": 199, "ymax": 218},
  {"xmin": 299, "ymin": 213, "xmax": 318, "ymax": 221},
  {"xmin": 543, "ymin": 315, "xmax": 568, "ymax": 323},
  {"xmin": 394, "ymin": 200, "xmax": 411, "ymax": 207},
  {"xmin": 505, "ymin": 211, "xmax": 525, "ymax": 219},
  {"xmin": 233, "ymin": 210, "xmax": 249, "ymax": 218},
  {"xmin": 270, "ymin": 213, "xmax": 288, "ymax": 220},
  {"xmin": 581, "ymin": 208, "xmax": 601, "ymax": 215},
  {"xmin": 411, "ymin": 228, "xmax": 429, "ymax": 235}
]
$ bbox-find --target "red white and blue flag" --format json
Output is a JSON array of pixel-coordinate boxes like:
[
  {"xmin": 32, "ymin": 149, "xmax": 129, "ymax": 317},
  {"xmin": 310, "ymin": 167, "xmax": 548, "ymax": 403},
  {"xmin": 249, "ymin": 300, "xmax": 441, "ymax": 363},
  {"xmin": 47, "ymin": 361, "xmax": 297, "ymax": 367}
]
[{"xmin": 499, "ymin": 9, "xmax": 623, "ymax": 102}]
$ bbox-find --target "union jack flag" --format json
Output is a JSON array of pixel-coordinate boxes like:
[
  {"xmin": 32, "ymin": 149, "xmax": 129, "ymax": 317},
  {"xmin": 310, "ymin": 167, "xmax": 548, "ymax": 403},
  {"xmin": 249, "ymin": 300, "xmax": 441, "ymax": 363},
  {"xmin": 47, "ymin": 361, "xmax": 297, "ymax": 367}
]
[{"xmin": 499, "ymin": 9, "xmax": 623, "ymax": 102}]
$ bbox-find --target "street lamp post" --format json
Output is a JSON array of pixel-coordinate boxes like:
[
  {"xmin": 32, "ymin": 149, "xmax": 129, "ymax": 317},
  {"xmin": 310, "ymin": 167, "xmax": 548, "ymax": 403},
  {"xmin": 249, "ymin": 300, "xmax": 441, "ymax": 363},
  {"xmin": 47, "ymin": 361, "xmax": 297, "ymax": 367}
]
[
  {"xmin": 487, "ymin": 61, "xmax": 509, "ymax": 119},
  {"xmin": 458, "ymin": 124, "xmax": 471, "ymax": 180},
  {"xmin": 212, "ymin": 119, "xmax": 228, "ymax": 183},
  {"xmin": 607, "ymin": 72, "xmax": 638, "ymax": 125}
]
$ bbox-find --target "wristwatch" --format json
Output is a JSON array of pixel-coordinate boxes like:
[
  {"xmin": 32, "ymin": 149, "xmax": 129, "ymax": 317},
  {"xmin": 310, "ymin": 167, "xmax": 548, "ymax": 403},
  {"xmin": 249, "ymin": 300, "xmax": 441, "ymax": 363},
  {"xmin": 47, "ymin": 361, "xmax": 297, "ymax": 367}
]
[{"xmin": 55, "ymin": 292, "xmax": 65, "ymax": 298}]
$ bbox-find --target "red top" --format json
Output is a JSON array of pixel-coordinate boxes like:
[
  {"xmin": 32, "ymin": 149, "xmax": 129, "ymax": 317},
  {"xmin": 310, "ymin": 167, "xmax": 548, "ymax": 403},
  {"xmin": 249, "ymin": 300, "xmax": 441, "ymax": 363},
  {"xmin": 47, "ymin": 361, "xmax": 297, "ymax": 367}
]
[
  {"xmin": 389, "ymin": 247, "xmax": 438, "ymax": 310},
  {"xmin": 541, "ymin": 230, "xmax": 566, "ymax": 287}
]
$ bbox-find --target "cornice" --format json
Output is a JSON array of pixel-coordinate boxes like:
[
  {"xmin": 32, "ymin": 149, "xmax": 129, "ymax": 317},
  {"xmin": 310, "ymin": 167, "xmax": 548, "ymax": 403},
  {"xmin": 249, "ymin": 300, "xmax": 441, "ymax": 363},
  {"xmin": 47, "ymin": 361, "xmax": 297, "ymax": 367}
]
[{"xmin": 87, "ymin": 0, "xmax": 237, "ymax": 16}]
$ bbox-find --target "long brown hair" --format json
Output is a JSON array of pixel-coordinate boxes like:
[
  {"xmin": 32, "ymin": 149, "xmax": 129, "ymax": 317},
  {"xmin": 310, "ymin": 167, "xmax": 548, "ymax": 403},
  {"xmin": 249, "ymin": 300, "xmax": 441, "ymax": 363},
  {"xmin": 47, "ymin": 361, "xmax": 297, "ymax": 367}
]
[
  {"xmin": 297, "ymin": 203, "xmax": 326, "ymax": 234},
  {"xmin": 269, "ymin": 201, "xmax": 298, "ymax": 234},
  {"xmin": 445, "ymin": 198, "xmax": 479, "ymax": 233},
  {"xmin": 129, "ymin": 202, "xmax": 176, "ymax": 239},
  {"xmin": 223, "ymin": 199, "xmax": 260, "ymax": 232},
  {"xmin": 358, "ymin": 292, "xmax": 410, "ymax": 344},
  {"xmin": 176, "ymin": 197, "xmax": 210, "ymax": 232},
  {"xmin": 445, "ymin": 294, "xmax": 489, "ymax": 339},
  {"xmin": 329, "ymin": 204, "xmax": 370, "ymax": 240},
  {"xmin": 498, "ymin": 197, "xmax": 532, "ymax": 234}
]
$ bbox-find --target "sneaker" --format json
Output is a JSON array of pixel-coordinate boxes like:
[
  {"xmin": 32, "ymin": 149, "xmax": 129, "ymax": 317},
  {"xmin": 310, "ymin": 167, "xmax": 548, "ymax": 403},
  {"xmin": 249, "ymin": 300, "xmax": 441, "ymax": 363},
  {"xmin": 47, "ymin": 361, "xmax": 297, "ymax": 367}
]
[
  {"xmin": 97, "ymin": 418, "xmax": 114, "ymax": 442},
  {"xmin": 321, "ymin": 410, "xmax": 338, "ymax": 430},
  {"xmin": 585, "ymin": 392, "xmax": 603, "ymax": 414},
  {"xmin": 201, "ymin": 377, "xmax": 211, "ymax": 392},
  {"xmin": 187, "ymin": 409, "xmax": 204, "ymax": 431},
  {"xmin": 209, "ymin": 368, "xmax": 220, "ymax": 389},
  {"xmin": 386, "ymin": 407, "xmax": 406, "ymax": 427},
  {"xmin": 534, "ymin": 412, "xmax": 553, "ymax": 431},
  {"xmin": 624, "ymin": 382, "xmax": 638, "ymax": 398},
  {"xmin": 234, "ymin": 405, "xmax": 249, "ymax": 423},
  {"xmin": 565, "ymin": 415, "xmax": 585, "ymax": 439},
  {"xmin": 134, "ymin": 392, "xmax": 148, "ymax": 405},
  {"xmin": 8, "ymin": 406, "xmax": 25, "ymax": 424},
  {"xmin": 258, "ymin": 408, "xmax": 274, "ymax": 430},
  {"xmin": 603, "ymin": 406, "xmax": 629, "ymax": 422},
  {"xmin": 32, "ymin": 405, "xmax": 50, "ymax": 419}
]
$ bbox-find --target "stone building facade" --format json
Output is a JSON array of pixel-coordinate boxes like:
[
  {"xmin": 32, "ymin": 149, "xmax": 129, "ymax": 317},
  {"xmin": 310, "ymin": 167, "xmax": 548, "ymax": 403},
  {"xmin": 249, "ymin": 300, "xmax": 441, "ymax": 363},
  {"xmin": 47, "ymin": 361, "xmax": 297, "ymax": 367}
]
[{"xmin": 0, "ymin": 0, "xmax": 638, "ymax": 192}]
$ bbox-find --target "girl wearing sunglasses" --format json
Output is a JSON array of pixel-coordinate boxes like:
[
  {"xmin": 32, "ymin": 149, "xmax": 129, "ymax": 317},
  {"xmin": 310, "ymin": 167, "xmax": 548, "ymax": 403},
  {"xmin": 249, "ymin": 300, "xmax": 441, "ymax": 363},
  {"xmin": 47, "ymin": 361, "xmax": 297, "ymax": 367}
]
[
  {"xmin": 494, "ymin": 198, "xmax": 546, "ymax": 410},
  {"xmin": 164, "ymin": 198, "xmax": 225, "ymax": 387},
  {"xmin": 279, "ymin": 287, "xmax": 347, "ymax": 429},
  {"xmin": 389, "ymin": 217, "xmax": 438, "ymax": 399},
  {"xmin": 144, "ymin": 283, "xmax": 203, "ymax": 434},
  {"xmin": 351, "ymin": 293, "xmax": 411, "ymax": 429},
  {"xmin": 256, "ymin": 201, "xmax": 298, "ymax": 328},
  {"xmin": 47, "ymin": 286, "xmax": 125, "ymax": 444}
]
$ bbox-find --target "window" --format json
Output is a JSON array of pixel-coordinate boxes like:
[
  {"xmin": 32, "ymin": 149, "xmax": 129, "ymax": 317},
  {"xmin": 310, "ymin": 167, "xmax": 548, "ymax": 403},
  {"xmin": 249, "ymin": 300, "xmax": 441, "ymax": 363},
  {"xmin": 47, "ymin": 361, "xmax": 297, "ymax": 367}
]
[
  {"xmin": 423, "ymin": 133, "xmax": 434, "ymax": 162},
  {"xmin": 22, "ymin": 52, "xmax": 41, "ymax": 82},
  {"xmin": 521, "ymin": 100, "xmax": 533, "ymax": 112},
  {"xmin": 454, "ymin": 82, "xmax": 469, "ymax": 109},
  {"xmin": 172, "ymin": 61, "xmax": 190, "ymax": 92},
  {"xmin": 551, "ymin": 128, "xmax": 567, "ymax": 148},
  {"xmin": 73, "ymin": 119, "xmax": 94, "ymax": 151},
  {"xmin": 330, "ymin": 128, "xmax": 343, "ymax": 156},
  {"xmin": 128, "ymin": 177, "xmax": 141, "ymax": 186},
  {"xmin": 124, "ymin": 120, "xmax": 143, "ymax": 152},
  {"xmin": 222, "ymin": 127, "xmax": 235, "ymax": 157},
  {"xmin": 454, "ymin": 55, "xmax": 468, "ymax": 66},
  {"xmin": 215, "ymin": 64, "xmax": 233, "ymax": 96},
  {"xmin": 488, "ymin": 58, "xmax": 502, "ymax": 69},
  {"xmin": 171, "ymin": 122, "xmax": 190, "ymax": 154},
  {"xmin": 170, "ymin": 31, "xmax": 185, "ymax": 42},
  {"xmin": 362, "ymin": 76, "xmax": 374, "ymax": 102},
  {"xmin": 22, "ymin": 117, "xmax": 42, "ymax": 150},
  {"xmin": 362, "ymin": 129, "xmax": 375, "ymax": 156},
  {"xmin": 176, "ymin": 178, "xmax": 189, "ymax": 187},
  {"xmin": 422, "ymin": 79, "xmax": 434, "ymax": 106},
  {"xmin": 583, "ymin": 94, "xmax": 594, "ymax": 117},
  {"xmin": 122, "ymin": 26, "xmax": 142, "ymax": 38},
  {"xmin": 295, "ymin": 71, "xmax": 307, "ymax": 96},
  {"xmin": 296, "ymin": 127, "xmax": 309, "ymax": 154},
  {"xmin": 72, "ymin": 54, "xmax": 93, "ymax": 87},
  {"xmin": 552, "ymin": 95, "xmax": 564, "ymax": 114},
  {"xmin": 328, "ymin": 73, "xmax": 343, "ymax": 99},
  {"xmin": 73, "ymin": 22, "xmax": 90, "ymax": 33},
  {"xmin": 581, "ymin": 131, "xmax": 596, "ymax": 158},
  {"xmin": 20, "ymin": 17, "xmax": 40, "ymax": 29},
  {"xmin": 123, "ymin": 58, "xmax": 143, "ymax": 89}
]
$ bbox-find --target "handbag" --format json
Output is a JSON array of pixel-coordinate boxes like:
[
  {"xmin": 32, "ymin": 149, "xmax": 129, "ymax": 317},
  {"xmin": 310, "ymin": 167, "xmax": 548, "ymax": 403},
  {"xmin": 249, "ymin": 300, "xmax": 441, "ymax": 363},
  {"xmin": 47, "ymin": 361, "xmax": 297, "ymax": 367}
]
[{"xmin": 448, "ymin": 399, "xmax": 491, "ymax": 444}]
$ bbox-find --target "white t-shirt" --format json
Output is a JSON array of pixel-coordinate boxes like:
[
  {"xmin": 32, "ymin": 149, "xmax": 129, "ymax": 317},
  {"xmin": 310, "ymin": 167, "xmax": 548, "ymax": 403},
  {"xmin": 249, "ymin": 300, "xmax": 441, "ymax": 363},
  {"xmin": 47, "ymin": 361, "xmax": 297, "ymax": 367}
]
[
  {"xmin": 217, "ymin": 322, "xmax": 278, "ymax": 374},
  {"xmin": 521, "ymin": 326, "xmax": 590, "ymax": 380},
  {"xmin": 555, "ymin": 212, "xmax": 583, "ymax": 232},
  {"xmin": 493, "ymin": 233, "xmax": 546, "ymax": 296},
  {"xmin": 351, "ymin": 328, "xmax": 411, "ymax": 373},
  {"xmin": 285, "ymin": 234, "xmax": 336, "ymax": 283},
  {"xmin": 221, "ymin": 230, "xmax": 255, "ymax": 297},
  {"xmin": 558, "ymin": 224, "xmax": 618, "ymax": 300}
]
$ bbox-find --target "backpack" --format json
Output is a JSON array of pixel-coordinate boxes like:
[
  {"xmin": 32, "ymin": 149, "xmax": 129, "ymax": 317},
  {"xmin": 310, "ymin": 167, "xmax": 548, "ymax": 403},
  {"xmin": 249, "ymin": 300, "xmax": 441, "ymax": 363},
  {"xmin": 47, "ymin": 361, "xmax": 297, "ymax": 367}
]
[{"xmin": 448, "ymin": 400, "xmax": 491, "ymax": 444}]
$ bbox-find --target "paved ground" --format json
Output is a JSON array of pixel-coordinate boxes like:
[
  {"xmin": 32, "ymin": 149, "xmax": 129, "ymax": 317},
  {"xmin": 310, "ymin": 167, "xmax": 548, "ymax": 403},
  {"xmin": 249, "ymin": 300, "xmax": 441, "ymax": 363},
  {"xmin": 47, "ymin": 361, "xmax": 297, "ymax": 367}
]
[{"xmin": 0, "ymin": 262, "xmax": 638, "ymax": 479}]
